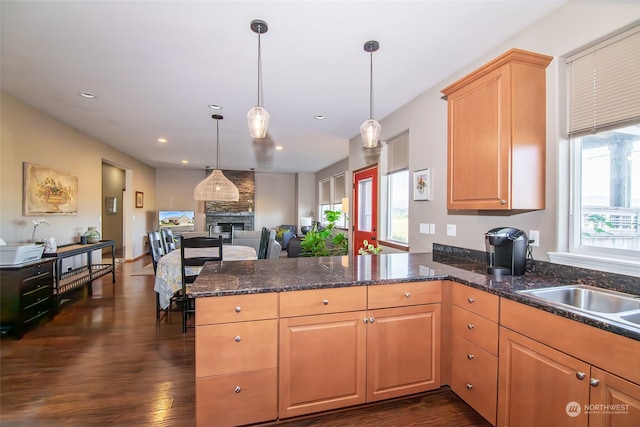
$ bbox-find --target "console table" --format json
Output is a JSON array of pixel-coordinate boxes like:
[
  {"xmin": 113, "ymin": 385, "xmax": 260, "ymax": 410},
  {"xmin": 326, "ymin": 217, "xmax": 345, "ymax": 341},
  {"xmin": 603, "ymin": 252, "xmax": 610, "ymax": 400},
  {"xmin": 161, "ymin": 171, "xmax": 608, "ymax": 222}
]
[{"xmin": 43, "ymin": 240, "xmax": 116, "ymax": 310}]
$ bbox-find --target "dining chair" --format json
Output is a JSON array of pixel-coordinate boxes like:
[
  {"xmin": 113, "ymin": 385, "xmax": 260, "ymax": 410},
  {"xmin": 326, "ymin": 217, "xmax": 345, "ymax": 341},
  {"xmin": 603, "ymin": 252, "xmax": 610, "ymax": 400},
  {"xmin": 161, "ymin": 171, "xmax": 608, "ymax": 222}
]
[
  {"xmin": 257, "ymin": 227, "xmax": 270, "ymax": 259},
  {"xmin": 147, "ymin": 231, "xmax": 167, "ymax": 321},
  {"xmin": 160, "ymin": 228, "xmax": 176, "ymax": 253},
  {"xmin": 179, "ymin": 235, "xmax": 224, "ymax": 333}
]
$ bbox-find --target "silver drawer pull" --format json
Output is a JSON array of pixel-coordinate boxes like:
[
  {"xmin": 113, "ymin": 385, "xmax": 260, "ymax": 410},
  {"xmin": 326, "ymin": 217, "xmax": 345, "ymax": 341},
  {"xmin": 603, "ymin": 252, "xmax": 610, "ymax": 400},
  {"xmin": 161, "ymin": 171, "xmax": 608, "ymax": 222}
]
[
  {"xmin": 466, "ymin": 384, "xmax": 473, "ymax": 390},
  {"xmin": 405, "ymin": 292, "xmax": 411, "ymax": 298},
  {"xmin": 322, "ymin": 299, "xmax": 329, "ymax": 305},
  {"xmin": 363, "ymin": 318, "xmax": 369, "ymax": 324},
  {"xmin": 467, "ymin": 354, "xmax": 474, "ymax": 360},
  {"xmin": 234, "ymin": 336, "xmax": 241, "ymax": 342},
  {"xmin": 468, "ymin": 297, "xmax": 475, "ymax": 304},
  {"xmin": 235, "ymin": 386, "xmax": 241, "ymax": 393},
  {"xmin": 369, "ymin": 317, "xmax": 375, "ymax": 323},
  {"xmin": 235, "ymin": 306, "xmax": 241, "ymax": 313},
  {"xmin": 467, "ymin": 323, "xmax": 474, "ymax": 330},
  {"xmin": 576, "ymin": 371, "xmax": 586, "ymax": 380},
  {"xmin": 590, "ymin": 378, "xmax": 600, "ymax": 387}
]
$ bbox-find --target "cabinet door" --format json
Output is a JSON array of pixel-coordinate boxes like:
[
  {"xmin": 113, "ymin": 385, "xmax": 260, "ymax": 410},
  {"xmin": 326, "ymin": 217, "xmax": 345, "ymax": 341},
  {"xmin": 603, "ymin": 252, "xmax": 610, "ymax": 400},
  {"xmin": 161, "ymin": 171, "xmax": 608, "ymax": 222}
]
[
  {"xmin": 498, "ymin": 327, "xmax": 589, "ymax": 427},
  {"xmin": 279, "ymin": 311, "xmax": 367, "ymax": 418},
  {"xmin": 447, "ymin": 65, "xmax": 511, "ymax": 210},
  {"xmin": 366, "ymin": 304, "xmax": 441, "ymax": 402},
  {"xmin": 589, "ymin": 367, "xmax": 640, "ymax": 427}
]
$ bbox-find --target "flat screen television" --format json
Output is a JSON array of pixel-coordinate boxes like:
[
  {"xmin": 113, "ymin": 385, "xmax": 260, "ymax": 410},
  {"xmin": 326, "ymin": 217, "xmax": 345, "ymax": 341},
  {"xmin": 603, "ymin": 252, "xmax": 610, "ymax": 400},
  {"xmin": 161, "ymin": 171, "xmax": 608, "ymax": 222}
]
[{"xmin": 158, "ymin": 210, "xmax": 195, "ymax": 232}]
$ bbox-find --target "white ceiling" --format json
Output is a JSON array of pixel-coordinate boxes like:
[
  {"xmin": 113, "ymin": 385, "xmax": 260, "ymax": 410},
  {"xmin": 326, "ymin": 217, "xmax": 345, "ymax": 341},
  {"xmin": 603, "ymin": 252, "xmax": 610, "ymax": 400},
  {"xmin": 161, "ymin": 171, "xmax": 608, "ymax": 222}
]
[{"xmin": 1, "ymin": 0, "xmax": 567, "ymax": 174}]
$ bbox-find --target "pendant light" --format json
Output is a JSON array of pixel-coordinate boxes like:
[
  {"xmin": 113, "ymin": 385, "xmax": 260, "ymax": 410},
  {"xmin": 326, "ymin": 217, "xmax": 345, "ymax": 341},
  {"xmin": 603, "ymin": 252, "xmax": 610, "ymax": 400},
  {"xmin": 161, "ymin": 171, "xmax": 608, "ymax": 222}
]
[
  {"xmin": 194, "ymin": 115, "xmax": 240, "ymax": 201},
  {"xmin": 361, "ymin": 40, "xmax": 381, "ymax": 148},
  {"xmin": 247, "ymin": 19, "xmax": 270, "ymax": 139}
]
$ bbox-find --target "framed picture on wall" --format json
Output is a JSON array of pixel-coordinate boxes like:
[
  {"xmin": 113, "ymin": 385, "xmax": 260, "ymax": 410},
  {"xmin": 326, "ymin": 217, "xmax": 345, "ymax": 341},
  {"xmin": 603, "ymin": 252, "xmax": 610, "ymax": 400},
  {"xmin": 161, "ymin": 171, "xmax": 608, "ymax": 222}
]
[
  {"xmin": 105, "ymin": 197, "xmax": 117, "ymax": 214},
  {"xmin": 23, "ymin": 162, "xmax": 79, "ymax": 215},
  {"xmin": 135, "ymin": 191, "xmax": 144, "ymax": 208},
  {"xmin": 413, "ymin": 168, "xmax": 431, "ymax": 201}
]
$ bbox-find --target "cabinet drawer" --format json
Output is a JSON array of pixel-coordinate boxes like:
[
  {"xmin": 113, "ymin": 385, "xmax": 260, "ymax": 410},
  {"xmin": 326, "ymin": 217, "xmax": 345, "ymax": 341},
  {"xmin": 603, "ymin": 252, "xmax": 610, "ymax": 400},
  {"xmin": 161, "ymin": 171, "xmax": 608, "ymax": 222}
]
[
  {"xmin": 451, "ymin": 361, "xmax": 497, "ymax": 425},
  {"xmin": 21, "ymin": 284, "xmax": 52, "ymax": 308},
  {"xmin": 451, "ymin": 305, "xmax": 498, "ymax": 355},
  {"xmin": 196, "ymin": 368, "xmax": 277, "ymax": 427},
  {"xmin": 196, "ymin": 319, "xmax": 277, "ymax": 377},
  {"xmin": 451, "ymin": 334, "xmax": 498, "ymax": 388},
  {"xmin": 279, "ymin": 286, "xmax": 366, "ymax": 318},
  {"xmin": 22, "ymin": 301, "xmax": 52, "ymax": 325},
  {"xmin": 368, "ymin": 281, "xmax": 441, "ymax": 309},
  {"xmin": 451, "ymin": 283, "xmax": 499, "ymax": 322},
  {"xmin": 196, "ymin": 292, "xmax": 277, "ymax": 325}
]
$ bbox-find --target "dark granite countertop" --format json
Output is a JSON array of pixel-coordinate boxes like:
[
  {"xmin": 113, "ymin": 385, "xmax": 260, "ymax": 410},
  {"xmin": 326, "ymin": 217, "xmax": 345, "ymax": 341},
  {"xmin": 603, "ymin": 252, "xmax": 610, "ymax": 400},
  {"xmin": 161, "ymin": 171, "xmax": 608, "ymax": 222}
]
[{"xmin": 189, "ymin": 251, "xmax": 640, "ymax": 341}]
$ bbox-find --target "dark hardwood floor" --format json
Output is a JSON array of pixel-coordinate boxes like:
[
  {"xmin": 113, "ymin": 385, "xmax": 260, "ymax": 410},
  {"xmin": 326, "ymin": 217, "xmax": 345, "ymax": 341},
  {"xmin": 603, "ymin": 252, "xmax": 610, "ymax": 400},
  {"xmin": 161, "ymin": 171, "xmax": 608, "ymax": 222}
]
[{"xmin": 0, "ymin": 255, "xmax": 491, "ymax": 427}]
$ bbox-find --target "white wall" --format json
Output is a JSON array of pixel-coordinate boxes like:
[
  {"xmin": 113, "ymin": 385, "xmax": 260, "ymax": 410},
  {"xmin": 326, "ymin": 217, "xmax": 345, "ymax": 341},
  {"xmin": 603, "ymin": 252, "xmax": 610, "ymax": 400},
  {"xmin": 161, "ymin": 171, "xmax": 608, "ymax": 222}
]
[
  {"xmin": 0, "ymin": 92, "xmax": 156, "ymax": 259},
  {"xmin": 349, "ymin": 1, "xmax": 640, "ymax": 259},
  {"xmin": 255, "ymin": 173, "xmax": 296, "ymax": 229}
]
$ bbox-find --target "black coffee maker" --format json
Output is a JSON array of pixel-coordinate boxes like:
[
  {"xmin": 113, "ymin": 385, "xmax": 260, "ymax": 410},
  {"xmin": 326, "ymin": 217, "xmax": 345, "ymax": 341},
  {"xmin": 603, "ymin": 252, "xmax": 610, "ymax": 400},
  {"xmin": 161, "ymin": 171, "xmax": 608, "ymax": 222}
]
[{"xmin": 485, "ymin": 227, "xmax": 528, "ymax": 276}]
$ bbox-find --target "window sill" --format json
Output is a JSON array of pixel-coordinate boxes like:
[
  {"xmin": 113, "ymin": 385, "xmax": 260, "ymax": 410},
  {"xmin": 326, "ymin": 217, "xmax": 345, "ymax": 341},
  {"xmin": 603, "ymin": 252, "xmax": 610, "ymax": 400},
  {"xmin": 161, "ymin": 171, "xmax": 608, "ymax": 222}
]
[
  {"xmin": 548, "ymin": 252, "xmax": 640, "ymax": 278},
  {"xmin": 379, "ymin": 240, "xmax": 409, "ymax": 252}
]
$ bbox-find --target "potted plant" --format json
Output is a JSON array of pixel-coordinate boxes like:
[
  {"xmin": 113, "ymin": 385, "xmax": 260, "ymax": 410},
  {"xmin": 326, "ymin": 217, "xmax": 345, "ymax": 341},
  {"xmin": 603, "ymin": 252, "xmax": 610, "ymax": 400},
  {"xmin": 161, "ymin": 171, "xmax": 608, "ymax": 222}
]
[
  {"xmin": 300, "ymin": 210, "xmax": 348, "ymax": 256},
  {"xmin": 358, "ymin": 239, "xmax": 381, "ymax": 255}
]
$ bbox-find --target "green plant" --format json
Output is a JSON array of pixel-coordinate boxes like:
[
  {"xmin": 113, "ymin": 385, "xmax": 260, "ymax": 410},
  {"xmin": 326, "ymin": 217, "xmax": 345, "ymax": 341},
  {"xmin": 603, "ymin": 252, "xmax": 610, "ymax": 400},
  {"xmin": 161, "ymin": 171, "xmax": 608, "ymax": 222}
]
[
  {"xmin": 300, "ymin": 210, "xmax": 348, "ymax": 256},
  {"xmin": 358, "ymin": 239, "xmax": 381, "ymax": 255},
  {"xmin": 583, "ymin": 213, "xmax": 614, "ymax": 237}
]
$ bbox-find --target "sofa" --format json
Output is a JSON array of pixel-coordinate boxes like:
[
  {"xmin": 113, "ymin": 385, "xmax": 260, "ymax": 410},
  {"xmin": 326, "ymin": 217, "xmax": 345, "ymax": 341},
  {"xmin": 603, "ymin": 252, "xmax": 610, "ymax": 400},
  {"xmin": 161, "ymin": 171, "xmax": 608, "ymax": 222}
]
[
  {"xmin": 231, "ymin": 229, "xmax": 282, "ymax": 259},
  {"xmin": 274, "ymin": 225, "xmax": 296, "ymax": 250}
]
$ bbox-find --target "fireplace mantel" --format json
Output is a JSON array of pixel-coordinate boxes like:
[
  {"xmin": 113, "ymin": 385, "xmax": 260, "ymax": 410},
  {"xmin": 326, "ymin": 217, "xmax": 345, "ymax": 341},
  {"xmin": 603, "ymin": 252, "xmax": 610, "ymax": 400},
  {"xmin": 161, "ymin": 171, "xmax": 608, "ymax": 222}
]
[{"xmin": 206, "ymin": 212, "xmax": 255, "ymax": 231}]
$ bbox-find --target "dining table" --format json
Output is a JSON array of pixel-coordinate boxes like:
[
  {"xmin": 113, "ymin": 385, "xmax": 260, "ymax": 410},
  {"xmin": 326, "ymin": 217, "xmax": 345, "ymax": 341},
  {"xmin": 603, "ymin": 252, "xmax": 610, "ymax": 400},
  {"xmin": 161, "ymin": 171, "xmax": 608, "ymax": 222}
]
[{"xmin": 153, "ymin": 245, "xmax": 257, "ymax": 310}]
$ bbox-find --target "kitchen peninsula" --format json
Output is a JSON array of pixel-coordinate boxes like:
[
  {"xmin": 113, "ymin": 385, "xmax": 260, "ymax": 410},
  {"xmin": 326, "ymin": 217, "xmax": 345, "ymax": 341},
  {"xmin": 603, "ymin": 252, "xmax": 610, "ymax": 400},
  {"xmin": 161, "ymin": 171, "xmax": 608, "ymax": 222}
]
[{"xmin": 189, "ymin": 251, "xmax": 640, "ymax": 427}]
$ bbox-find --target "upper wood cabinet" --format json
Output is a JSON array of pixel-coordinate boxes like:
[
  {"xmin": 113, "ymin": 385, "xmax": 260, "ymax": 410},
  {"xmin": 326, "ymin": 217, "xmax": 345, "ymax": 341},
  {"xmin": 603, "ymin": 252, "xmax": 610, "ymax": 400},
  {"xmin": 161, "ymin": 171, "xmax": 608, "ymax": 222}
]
[{"xmin": 441, "ymin": 49, "xmax": 552, "ymax": 211}]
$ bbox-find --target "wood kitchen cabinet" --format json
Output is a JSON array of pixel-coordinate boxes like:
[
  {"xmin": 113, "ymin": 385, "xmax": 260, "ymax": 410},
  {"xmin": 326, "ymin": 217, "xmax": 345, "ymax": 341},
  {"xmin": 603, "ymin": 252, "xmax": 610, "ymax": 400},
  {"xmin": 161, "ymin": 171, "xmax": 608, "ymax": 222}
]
[
  {"xmin": 449, "ymin": 283, "xmax": 499, "ymax": 425},
  {"xmin": 279, "ymin": 282, "xmax": 442, "ymax": 418},
  {"xmin": 498, "ymin": 298, "xmax": 640, "ymax": 427},
  {"xmin": 441, "ymin": 49, "xmax": 552, "ymax": 211},
  {"xmin": 195, "ymin": 293, "xmax": 278, "ymax": 427}
]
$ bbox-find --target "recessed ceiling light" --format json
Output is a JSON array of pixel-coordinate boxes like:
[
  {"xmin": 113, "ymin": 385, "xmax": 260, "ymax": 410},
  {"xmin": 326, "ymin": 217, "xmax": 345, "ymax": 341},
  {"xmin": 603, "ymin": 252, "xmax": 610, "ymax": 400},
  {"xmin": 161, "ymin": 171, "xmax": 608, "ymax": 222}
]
[
  {"xmin": 79, "ymin": 92, "xmax": 97, "ymax": 99},
  {"xmin": 314, "ymin": 115, "xmax": 326, "ymax": 120},
  {"xmin": 181, "ymin": 160, "xmax": 189, "ymax": 164},
  {"xmin": 208, "ymin": 104, "xmax": 222, "ymax": 110},
  {"xmin": 275, "ymin": 146, "xmax": 283, "ymax": 150},
  {"xmin": 157, "ymin": 138, "xmax": 167, "ymax": 143}
]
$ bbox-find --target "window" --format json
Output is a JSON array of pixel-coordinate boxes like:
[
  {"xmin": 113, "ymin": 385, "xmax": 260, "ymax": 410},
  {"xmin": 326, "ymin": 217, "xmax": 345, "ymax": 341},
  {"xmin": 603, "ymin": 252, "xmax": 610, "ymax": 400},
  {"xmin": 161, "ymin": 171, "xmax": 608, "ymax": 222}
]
[
  {"xmin": 318, "ymin": 173, "xmax": 348, "ymax": 228},
  {"xmin": 385, "ymin": 132, "xmax": 409, "ymax": 244},
  {"xmin": 567, "ymin": 26, "xmax": 640, "ymax": 263},
  {"xmin": 319, "ymin": 178, "xmax": 331, "ymax": 226}
]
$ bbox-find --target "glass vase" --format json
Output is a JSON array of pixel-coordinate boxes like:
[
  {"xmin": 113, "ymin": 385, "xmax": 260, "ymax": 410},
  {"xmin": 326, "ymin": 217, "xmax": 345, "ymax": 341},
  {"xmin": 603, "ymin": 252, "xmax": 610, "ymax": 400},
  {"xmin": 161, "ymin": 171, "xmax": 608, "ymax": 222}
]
[{"xmin": 83, "ymin": 227, "xmax": 101, "ymax": 244}]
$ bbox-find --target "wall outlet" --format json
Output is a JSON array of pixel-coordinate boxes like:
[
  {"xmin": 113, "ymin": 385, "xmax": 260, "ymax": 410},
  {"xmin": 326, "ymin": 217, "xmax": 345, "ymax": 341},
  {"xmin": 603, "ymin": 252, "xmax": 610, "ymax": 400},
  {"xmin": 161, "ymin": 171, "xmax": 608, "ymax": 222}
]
[
  {"xmin": 420, "ymin": 223, "xmax": 429, "ymax": 234},
  {"xmin": 529, "ymin": 230, "xmax": 540, "ymax": 247},
  {"xmin": 446, "ymin": 224, "xmax": 456, "ymax": 237}
]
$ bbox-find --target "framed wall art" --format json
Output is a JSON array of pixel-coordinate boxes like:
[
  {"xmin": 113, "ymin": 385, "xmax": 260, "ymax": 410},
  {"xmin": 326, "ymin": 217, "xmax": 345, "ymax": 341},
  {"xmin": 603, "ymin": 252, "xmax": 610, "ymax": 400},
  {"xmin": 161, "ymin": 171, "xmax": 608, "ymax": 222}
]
[
  {"xmin": 23, "ymin": 162, "xmax": 78, "ymax": 215},
  {"xmin": 413, "ymin": 168, "xmax": 432, "ymax": 201},
  {"xmin": 105, "ymin": 197, "xmax": 117, "ymax": 214},
  {"xmin": 135, "ymin": 191, "xmax": 144, "ymax": 208}
]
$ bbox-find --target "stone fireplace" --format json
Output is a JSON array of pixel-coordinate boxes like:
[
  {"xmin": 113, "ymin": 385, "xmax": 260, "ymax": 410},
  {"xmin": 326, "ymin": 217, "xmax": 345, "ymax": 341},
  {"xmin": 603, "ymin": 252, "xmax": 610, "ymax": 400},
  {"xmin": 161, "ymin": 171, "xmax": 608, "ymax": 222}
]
[{"xmin": 203, "ymin": 170, "xmax": 255, "ymax": 231}]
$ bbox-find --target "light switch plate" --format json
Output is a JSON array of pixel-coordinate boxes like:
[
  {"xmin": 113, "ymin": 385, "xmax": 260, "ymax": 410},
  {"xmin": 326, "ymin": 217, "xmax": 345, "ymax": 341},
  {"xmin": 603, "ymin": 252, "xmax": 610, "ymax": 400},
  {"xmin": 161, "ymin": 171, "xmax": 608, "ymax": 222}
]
[
  {"xmin": 420, "ymin": 223, "xmax": 429, "ymax": 234},
  {"xmin": 429, "ymin": 223, "xmax": 435, "ymax": 234}
]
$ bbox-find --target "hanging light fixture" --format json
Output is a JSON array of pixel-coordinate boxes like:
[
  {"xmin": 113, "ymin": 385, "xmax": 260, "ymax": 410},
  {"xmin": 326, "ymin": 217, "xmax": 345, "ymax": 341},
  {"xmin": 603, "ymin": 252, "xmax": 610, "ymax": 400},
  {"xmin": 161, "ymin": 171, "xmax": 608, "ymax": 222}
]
[
  {"xmin": 194, "ymin": 115, "xmax": 240, "ymax": 201},
  {"xmin": 247, "ymin": 19, "xmax": 270, "ymax": 139},
  {"xmin": 361, "ymin": 40, "xmax": 381, "ymax": 148}
]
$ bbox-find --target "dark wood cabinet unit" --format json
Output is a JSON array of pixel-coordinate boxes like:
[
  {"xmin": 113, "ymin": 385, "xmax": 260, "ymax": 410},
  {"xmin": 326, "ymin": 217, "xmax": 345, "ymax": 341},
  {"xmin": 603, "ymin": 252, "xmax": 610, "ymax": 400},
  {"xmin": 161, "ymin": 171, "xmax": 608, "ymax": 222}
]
[{"xmin": 0, "ymin": 258, "xmax": 55, "ymax": 339}]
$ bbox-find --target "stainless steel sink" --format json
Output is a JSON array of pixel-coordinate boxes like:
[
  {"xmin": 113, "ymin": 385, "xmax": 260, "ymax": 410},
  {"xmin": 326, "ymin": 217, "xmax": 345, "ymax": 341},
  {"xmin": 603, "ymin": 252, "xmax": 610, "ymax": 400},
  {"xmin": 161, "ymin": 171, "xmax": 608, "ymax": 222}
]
[
  {"xmin": 518, "ymin": 285, "xmax": 640, "ymax": 313},
  {"xmin": 517, "ymin": 285, "xmax": 640, "ymax": 332}
]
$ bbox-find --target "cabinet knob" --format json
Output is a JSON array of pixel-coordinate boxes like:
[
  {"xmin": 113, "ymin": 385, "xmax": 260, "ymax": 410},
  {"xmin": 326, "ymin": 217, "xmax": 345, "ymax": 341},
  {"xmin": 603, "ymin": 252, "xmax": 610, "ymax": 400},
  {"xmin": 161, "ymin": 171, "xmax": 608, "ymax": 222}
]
[
  {"xmin": 363, "ymin": 318, "xmax": 369, "ymax": 324},
  {"xmin": 405, "ymin": 292, "xmax": 411, "ymax": 298},
  {"xmin": 590, "ymin": 378, "xmax": 600, "ymax": 387},
  {"xmin": 322, "ymin": 299, "xmax": 329, "ymax": 305},
  {"xmin": 467, "ymin": 323, "xmax": 474, "ymax": 330},
  {"xmin": 235, "ymin": 386, "xmax": 241, "ymax": 393},
  {"xmin": 500, "ymin": 200, "xmax": 506, "ymax": 205},
  {"xmin": 369, "ymin": 318, "xmax": 375, "ymax": 323},
  {"xmin": 235, "ymin": 306, "xmax": 241, "ymax": 313},
  {"xmin": 466, "ymin": 384, "xmax": 473, "ymax": 390},
  {"xmin": 234, "ymin": 336, "xmax": 241, "ymax": 342},
  {"xmin": 468, "ymin": 297, "xmax": 475, "ymax": 304},
  {"xmin": 576, "ymin": 371, "xmax": 586, "ymax": 380},
  {"xmin": 467, "ymin": 354, "xmax": 474, "ymax": 360}
]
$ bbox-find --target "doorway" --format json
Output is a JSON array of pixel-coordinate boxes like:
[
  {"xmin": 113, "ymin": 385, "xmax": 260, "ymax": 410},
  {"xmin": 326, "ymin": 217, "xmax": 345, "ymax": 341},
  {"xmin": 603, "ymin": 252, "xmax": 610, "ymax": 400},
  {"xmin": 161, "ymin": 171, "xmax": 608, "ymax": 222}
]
[
  {"xmin": 102, "ymin": 162, "xmax": 125, "ymax": 259},
  {"xmin": 353, "ymin": 165, "xmax": 378, "ymax": 255}
]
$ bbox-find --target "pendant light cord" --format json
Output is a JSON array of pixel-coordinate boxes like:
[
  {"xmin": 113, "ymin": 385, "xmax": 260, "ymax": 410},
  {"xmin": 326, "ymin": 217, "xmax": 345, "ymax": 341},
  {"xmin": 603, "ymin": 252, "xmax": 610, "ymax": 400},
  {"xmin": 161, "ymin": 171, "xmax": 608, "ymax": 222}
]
[
  {"xmin": 257, "ymin": 31, "xmax": 263, "ymax": 107},
  {"xmin": 369, "ymin": 48, "xmax": 374, "ymax": 120},
  {"xmin": 215, "ymin": 118, "xmax": 220, "ymax": 170}
]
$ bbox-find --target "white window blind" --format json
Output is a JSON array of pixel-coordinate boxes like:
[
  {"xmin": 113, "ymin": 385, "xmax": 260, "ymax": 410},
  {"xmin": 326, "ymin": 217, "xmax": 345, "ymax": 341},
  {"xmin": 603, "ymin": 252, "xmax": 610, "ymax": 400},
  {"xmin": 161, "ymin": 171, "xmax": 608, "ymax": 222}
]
[
  {"xmin": 333, "ymin": 174, "xmax": 346, "ymax": 204},
  {"xmin": 567, "ymin": 26, "xmax": 640, "ymax": 137},
  {"xmin": 386, "ymin": 132, "xmax": 409, "ymax": 174},
  {"xmin": 320, "ymin": 179, "xmax": 331, "ymax": 205}
]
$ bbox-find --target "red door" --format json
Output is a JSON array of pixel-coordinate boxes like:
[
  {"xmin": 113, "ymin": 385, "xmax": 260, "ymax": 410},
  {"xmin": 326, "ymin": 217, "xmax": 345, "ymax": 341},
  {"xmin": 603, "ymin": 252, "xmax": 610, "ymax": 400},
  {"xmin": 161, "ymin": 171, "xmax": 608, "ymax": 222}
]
[{"xmin": 353, "ymin": 166, "xmax": 378, "ymax": 255}]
